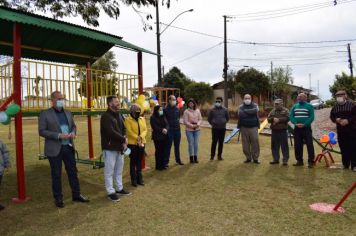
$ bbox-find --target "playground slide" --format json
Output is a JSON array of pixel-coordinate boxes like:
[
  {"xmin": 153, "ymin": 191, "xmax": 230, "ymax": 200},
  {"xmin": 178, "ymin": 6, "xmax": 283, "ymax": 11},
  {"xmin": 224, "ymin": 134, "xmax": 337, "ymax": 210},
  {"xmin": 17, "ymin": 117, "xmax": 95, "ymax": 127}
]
[
  {"xmin": 224, "ymin": 128, "xmax": 240, "ymax": 144},
  {"xmin": 258, "ymin": 119, "xmax": 268, "ymax": 134}
]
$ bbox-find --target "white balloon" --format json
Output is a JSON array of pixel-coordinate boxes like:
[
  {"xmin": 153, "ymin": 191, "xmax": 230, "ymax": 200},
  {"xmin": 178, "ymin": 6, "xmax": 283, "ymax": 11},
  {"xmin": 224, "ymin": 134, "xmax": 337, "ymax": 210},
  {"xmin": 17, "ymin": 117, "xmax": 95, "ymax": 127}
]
[
  {"xmin": 182, "ymin": 101, "xmax": 185, "ymax": 105},
  {"xmin": 0, "ymin": 112, "xmax": 8, "ymax": 123}
]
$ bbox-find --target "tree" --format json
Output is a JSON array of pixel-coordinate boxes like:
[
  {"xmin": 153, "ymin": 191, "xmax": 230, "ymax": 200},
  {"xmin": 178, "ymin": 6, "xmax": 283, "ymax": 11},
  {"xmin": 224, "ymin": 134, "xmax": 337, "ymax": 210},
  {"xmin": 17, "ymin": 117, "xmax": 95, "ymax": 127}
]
[
  {"xmin": 161, "ymin": 66, "xmax": 193, "ymax": 98},
  {"xmin": 234, "ymin": 68, "xmax": 270, "ymax": 104},
  {"xmin": 184, "ymin": 82, "xmax": 213, "ymax": 105},
  {"xmin": 77, "ymin": 51, "xmax": 119, "ymax": 99},
  {"xmin": 0, "ymin": 0, "xmax": 172, "ymax": 27},
  {"xmin": 329, "ymin": 72, "xmax": 356, "ymax": 100},
  {"xmin": 270, "ymin": 66, "xmax": 293, "ymax": 101}
]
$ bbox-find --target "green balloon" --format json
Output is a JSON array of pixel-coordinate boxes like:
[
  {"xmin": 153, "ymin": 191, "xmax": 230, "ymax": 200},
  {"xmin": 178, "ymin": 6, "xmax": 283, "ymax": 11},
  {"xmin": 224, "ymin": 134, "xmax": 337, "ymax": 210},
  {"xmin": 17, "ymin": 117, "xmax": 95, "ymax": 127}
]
[
  {"xmin": 5, "ymin": 104, "xmax": 20, "ymax": 116},
  {"xmin": 1, "ymin": 116, "xmax": 11, "ymax": 125}
]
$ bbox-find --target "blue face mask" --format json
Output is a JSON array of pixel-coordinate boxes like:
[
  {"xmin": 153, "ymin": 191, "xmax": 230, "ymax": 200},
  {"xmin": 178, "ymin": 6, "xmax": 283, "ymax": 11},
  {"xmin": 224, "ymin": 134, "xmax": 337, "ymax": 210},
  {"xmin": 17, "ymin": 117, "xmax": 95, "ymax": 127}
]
[
  {"xmin": 158, "ymin": 110, "xmax": 164, "ymax": 116},
  {"xmin": 56, "ymin": 100, "xmax": 64, "ymax": 109}
]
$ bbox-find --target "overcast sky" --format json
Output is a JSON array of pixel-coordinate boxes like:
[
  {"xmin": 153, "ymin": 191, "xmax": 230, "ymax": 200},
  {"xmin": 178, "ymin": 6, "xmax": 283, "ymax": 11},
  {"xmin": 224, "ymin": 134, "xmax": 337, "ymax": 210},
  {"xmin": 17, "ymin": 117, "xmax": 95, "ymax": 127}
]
[{"xmin": 59, "ymin": 0, "xmax": 356, "ymax": 100}]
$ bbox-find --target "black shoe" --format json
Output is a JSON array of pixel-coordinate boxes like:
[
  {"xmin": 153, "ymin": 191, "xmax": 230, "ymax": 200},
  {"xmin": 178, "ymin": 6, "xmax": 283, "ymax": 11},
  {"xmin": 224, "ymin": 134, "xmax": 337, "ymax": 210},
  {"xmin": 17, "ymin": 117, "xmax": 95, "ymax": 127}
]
[
  {"xmin": 137, "ymin": 182, "xmax": 145, "ymax": 186},
  {"xmin": 244, "ymin": 159, "xmax": 251, "ymax": 163},
  {"xmin": 308, "ymin": 162, "xmax": 315, "ymax": 168},
  {"xmin": 190, "ymin": 156, "xmax": 194, "ymax": 163},
  {"xmin": 116, "ymin": 189, "xmax": 132, "ymax": 196},
  {"xmin": 55, "ymin": 199, "xmax": 64, "ymax": 208},
  {"xmin": 0, "ymin": 204, "xmax": 5, "ymax": 211},
  {"xmin": 293, "ymin": 162, "xmax": 304, "ymax": 166},
  {"xmin": 194, "ymin": 156, "xmax": 199, "ymax": 163},
  {"xmin": 131, "ymin": 182, "xmax": 138, "ymax": 187},
  {"xmin": 210, "ymin": 156, "xmax": 214, "ymax": 161},
  {"xmin": 176, "ymin": 161, "xmax": 184, "ymax": 165},
  {"xmin": 253, "ymin": 160, "xmax": 260, "ymax": 164},
  {"xmin": 218, "ymin": 156, "xmax": 223, "ymax": 161},
  {"xmin": 72, "ymin": 194, "xmax": 90, "ymax": 203},
  {"xmin": 108, "ymin": 193, "xmax": 120, "ymax": 202},
  {"xmin": 270, "ymin": 161, "xmax": 279, "ymax": 165},
  {"xmin": 282, "ymin": 162, "xmax": 288, "ymax": 166}
]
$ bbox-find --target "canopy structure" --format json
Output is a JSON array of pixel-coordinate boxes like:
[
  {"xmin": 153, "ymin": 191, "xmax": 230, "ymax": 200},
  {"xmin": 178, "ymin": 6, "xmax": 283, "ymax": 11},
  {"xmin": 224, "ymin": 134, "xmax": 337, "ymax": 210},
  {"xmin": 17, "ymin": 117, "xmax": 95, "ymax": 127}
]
[
  {"xmin": 0, "ymin": 6, "xmax": 154, "ymax": 203},
  {"xmin": 0, "ymin": 6, "xmax": 155, "ymax": 65}
]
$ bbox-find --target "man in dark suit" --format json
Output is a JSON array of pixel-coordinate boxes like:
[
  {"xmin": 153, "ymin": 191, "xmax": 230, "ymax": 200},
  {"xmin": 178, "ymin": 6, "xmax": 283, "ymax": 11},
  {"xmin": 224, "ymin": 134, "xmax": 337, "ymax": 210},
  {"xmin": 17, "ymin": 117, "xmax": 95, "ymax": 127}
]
[{"xmin": 39, "ymin": 91, "xmax": 89, "ymax": 208}]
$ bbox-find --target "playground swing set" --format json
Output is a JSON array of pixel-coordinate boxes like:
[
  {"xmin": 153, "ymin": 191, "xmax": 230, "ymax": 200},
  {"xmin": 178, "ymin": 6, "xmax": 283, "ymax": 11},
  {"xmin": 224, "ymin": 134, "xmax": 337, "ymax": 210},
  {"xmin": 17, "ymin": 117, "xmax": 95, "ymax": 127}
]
[{"xmin": 0, "ymin": 6, "xmax": 155, "ymax": 203}]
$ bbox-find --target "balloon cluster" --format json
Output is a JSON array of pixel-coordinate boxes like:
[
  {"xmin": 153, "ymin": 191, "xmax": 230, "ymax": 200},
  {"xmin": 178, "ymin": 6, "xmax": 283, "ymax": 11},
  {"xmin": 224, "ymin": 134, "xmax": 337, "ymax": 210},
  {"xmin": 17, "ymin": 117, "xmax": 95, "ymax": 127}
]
[
  {"xmin": 149, "ymin": 95, "xmax": 159, "ymax": 107},
  {"xmin": 135, "ymin": 95, "xmax": 150, "ymax": 113},
  {"xmin": 319, "ymin": 132, "xmax": 337, "ymax": 145},
  {"xmin": 0, "ymin": 104, "xmax": 20, "ymax": 125},
  {"xmin": 177, "ymin": 97, "xmax": 185, "ymax": 109}
]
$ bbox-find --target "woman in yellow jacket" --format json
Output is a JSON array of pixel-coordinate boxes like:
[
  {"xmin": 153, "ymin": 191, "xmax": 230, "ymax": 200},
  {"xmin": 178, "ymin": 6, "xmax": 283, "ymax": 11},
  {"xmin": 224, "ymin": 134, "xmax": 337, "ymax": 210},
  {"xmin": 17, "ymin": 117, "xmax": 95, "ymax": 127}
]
[{"xmin": 125, "ymin": 104, "xmax": 147, "ymax": 187}]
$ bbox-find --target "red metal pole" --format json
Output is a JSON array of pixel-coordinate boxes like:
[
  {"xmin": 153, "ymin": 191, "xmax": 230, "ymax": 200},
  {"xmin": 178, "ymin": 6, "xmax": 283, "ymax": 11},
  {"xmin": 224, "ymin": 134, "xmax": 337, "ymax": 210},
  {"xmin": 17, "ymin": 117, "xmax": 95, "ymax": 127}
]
[
  {"xmin": 12, "ymin": 23, "xmax": 29, "ymax": 203},
  {"xmin": 86, "ymin": 62, "xmax": 94, "ymax": 160},
  {"xmin": 137, "ymin": 52, "xmax": 147, "ymax": 169},
  {"xmin": 0, "ymin": 94, "xmax": 15, "ymax": 111},
  {"xmin": 333, "ymin": 182, "xmax": 356, "ymax": 211}
]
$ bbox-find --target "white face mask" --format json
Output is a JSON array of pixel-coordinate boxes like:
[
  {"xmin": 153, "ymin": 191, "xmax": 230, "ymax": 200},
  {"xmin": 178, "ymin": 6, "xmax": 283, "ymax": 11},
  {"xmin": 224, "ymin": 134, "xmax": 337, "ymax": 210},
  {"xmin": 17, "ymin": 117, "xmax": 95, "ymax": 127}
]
[
  {"xmin": 336, "ymin": 97, "xmax": 345, "ymax": 104},
  {"xmin": 158, "ymin": 110, "xmax": 164, "ymax": 116},
  {"xmin": 56, "ymin": 100, "xmax": 64, "ymax": 109},
  {"xmin": 170, "ymin": 101, "xmax": 177, "ymax": 106},
  {"xmin": 244, "ymin": 99, "xmax": 251, "ymax": 105},
  {"xmin": 215, "ymin": 102, "xmax": 221, "ymax": 107}
]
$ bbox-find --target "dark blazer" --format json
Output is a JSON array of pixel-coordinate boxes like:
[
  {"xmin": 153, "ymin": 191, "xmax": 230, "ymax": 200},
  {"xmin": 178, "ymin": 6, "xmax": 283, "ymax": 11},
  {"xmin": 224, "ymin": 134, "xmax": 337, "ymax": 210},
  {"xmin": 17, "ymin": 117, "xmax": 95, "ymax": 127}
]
[
  {"xmin": 100, "ymin": 109, "xmax": 126, "ymax": 151},
  {"xmin": 39, "ymin": 108, "xmax": 76, "ymax": 157},
  {"xmin": 150, "ymin": 115, "xmax": 169, "ymax": 141}
]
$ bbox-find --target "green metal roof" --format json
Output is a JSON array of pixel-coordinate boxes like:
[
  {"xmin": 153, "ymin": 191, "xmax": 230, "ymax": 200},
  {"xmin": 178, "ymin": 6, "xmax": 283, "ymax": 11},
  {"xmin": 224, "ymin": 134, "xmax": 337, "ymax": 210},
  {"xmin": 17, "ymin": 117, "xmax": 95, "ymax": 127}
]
[{"xmin": 0, "ymin": 6, "xmax": 155, "ymax": 65}]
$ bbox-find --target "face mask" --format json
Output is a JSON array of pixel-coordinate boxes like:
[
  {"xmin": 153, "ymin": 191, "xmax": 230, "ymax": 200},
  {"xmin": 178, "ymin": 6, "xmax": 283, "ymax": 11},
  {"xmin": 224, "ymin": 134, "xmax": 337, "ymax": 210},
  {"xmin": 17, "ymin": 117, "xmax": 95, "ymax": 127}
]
[
  {"xmin": 215, "ymin": 102, "xmax": 221, "ymax": 107},
  {"xmin": 158, "ymin": 110, "xmax": 164, "ymax": 116},
  {"xmin": 170, "ymin": 101, "xmax": 177, "ymax": 106},
  {"xmin": 244, "ymin": 99, "xmax": 251, "ymax": 105},
  {"xmin": 336, "ymin": 97, "xmax": 345, "ymax": 104},
  {"xmin": 56, "ymin": 100, "xmax": 64, "ymax": 109},
  {"xmin": 298, "ymin": 101, "xmax": 305, "ymax": 105}
]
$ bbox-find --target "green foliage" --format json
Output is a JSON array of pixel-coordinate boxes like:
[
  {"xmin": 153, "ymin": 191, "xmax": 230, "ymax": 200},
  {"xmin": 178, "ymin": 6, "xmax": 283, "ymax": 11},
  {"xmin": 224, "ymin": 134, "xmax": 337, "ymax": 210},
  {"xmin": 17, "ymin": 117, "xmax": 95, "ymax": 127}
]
[
  {"xmin": 234, "ymin": 68, "xmax": 270, "ymax": 100},
  {"xmin": 270, "ymin": 66, "xmax": 293, "ymax": 100},
  {"xmin": 329, "ymin": 72, "xmax": 356, "ymax": 100},
  {"xmin": 77, "ymin": 51, "xmax": 119, "ymax": 98},
  {"xmin": 325, "ymin": 99, "xmax": 336, "ymax": 107},
  {"xmin": 161, "ymin": 66, "xmax": 193, "ymax": 98},
  {"xmin": 184, "ymin": 82, "xmax": 213, "ymax": 105},
  {"xmin": 0, "ymin": 0, "xmax": 171, "ymax": 27}
]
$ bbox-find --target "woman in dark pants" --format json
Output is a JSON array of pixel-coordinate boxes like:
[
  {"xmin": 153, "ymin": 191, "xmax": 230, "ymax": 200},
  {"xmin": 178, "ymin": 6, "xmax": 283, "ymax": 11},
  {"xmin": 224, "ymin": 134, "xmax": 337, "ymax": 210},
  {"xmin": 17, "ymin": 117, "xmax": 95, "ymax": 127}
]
[{"xmin": 150, "ymin": 105, "xmax": 169, "ymax": 170}]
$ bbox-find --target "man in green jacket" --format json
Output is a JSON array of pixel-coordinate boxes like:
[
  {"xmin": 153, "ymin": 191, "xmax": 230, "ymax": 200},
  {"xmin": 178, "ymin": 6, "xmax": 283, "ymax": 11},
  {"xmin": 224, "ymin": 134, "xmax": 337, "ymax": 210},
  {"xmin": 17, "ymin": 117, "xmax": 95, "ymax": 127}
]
[
  {"xmin": 289, "ymin": 93, "xmax": 315, "ymax": 168},
  {"xmin": 267, "ymin": 99, "xmax": 290, "ymax": 165}
]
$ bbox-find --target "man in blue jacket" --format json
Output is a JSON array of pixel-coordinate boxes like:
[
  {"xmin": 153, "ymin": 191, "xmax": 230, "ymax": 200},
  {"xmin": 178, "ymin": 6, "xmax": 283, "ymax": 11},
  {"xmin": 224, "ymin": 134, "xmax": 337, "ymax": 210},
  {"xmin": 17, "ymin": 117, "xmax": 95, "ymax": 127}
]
[
  {"xmin": 290, "ymin": 93, "xmax": 315, "ymax": 168},
  {"xmin": 164, "ymin": 95, "xmax": 184, "ymax": 166}
]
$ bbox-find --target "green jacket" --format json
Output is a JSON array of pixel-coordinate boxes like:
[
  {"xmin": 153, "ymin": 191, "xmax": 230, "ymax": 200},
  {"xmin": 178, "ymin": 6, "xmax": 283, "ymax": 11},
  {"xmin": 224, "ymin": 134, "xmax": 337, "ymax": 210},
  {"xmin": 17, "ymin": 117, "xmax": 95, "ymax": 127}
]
[
  {"xmin": 289, "ymin": 102, "xmax": 315, "ymax": 127},
  {"xmin": 267, "ymin": 107, "xmax": 290, "ymax": 130}
]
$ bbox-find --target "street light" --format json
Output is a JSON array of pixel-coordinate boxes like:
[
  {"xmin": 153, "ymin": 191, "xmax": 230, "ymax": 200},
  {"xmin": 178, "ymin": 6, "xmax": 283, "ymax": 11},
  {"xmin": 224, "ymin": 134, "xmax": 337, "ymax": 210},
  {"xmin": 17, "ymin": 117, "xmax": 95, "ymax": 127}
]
[{"xmin": 155, "ymin": 2, "xmax": 193, "ymax": 86}]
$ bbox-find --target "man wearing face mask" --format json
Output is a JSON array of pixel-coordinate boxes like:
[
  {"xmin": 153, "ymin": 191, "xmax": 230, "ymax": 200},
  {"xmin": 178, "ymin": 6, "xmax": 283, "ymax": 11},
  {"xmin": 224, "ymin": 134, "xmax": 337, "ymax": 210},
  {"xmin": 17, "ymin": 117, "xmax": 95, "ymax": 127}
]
[
  {"xmin": 267, "ymin": 99, "xmax": 290, "ymax": 165},
  {"xmin": 39, "ymin": 91, "xmax": 89, "ymax": 208},
  {"xmin": 208, "ymin": 97, "xmax": 229, "ymax": 160},
  {"xmin": 290, "ymin": 92, "xmax": 315, "ymax": 168},
  {"xmin": 125, "ymin": 104, "xmax": 147, "ymax": 187},
  {"xmin": 330, "ymin": 90, "xmax": 356, "ymax": 172},
  {"xmin": 237, "ymin": 94, "xmax": 261, "ymax": 164},
  {"xmin": 164, "ymin": 95, "xmax": 184, "ymax": 166},
  {"xmin": 100, "ymin": 95, "xmax": 131, "ymax": 202}
]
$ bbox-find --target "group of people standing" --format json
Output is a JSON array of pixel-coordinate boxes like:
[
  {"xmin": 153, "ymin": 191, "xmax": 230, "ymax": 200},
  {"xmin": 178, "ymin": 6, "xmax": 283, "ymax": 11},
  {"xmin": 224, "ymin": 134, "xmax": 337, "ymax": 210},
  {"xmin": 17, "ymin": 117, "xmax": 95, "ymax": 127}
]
[{"xmin": 1, "ymin": 89, "xmax": 353, "ymax": 209}]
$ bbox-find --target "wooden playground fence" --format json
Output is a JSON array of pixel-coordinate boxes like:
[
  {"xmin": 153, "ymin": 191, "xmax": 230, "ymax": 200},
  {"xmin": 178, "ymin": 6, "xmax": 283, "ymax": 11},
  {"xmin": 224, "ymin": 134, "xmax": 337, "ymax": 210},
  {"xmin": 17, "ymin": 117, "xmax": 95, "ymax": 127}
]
[{"xmin": 0, "ymin": 60, "xmax": 139, "ymax": 112}]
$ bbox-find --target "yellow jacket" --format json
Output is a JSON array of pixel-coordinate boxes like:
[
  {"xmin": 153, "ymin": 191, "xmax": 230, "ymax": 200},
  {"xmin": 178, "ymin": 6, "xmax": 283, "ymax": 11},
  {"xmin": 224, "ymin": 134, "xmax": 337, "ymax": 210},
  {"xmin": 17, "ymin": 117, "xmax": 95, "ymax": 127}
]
[{"xmin": 124, "ymin": 116, "xmax": 147, "ymax": 145}]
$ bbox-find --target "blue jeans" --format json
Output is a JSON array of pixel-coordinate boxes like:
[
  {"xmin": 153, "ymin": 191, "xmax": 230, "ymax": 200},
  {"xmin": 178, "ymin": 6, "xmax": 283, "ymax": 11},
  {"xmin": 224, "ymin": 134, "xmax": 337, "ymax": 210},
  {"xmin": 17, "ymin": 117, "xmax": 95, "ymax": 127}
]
[
  {"xmin": 186, "ymin": 130, "xmax": 200, "ymax": 156},
  {"xmin": 103, "ymin": 150, "xmax": 124, "ymax": 194},
  {"xmin": 166, "ymin": 129, "xmax": 181, "ymax": 164}
]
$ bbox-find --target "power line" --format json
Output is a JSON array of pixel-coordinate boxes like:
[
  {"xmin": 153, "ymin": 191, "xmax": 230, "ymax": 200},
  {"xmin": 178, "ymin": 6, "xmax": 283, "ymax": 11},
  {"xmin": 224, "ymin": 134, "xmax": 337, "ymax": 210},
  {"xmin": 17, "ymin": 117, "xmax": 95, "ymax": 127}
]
[
  {"xmin": 159, "ymin": 23, "xmax": 354, "ymax": 48},
  {"xmin": 230, "ymin": 60, "xmax": 346, "ymax": 68},
  {"xmin": 166, "ymin": 42, "xmax": 223, "ymax": 67},
  {"xmin": 228, "ymin": 55, "xmax": 345, "ymax": 62},
  {"xmin": 228, "ymin": 0, "xmax": 356, "ymax": 21}
]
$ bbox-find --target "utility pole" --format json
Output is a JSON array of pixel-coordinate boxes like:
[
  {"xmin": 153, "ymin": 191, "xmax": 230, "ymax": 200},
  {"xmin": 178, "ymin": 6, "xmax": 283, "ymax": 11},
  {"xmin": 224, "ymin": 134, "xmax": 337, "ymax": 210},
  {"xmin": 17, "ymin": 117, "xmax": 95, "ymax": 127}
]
[
  {"xmin": 270, "ymin": 61, "xmax": 273, "ymax": 101},
  {"xmin": 317, "ymin": 80, "xmax": 320, "ymax": 98},
  {"xmin": 223, "ymin": 15, "xmax": 228, "ymax": 108},
  {"xmin": 156, "ymin": 0, "xmax": 162, "ymax": 86},
  {"xmin": 347, "ymin": 43, "xmax": 353, "ymax": 77}
]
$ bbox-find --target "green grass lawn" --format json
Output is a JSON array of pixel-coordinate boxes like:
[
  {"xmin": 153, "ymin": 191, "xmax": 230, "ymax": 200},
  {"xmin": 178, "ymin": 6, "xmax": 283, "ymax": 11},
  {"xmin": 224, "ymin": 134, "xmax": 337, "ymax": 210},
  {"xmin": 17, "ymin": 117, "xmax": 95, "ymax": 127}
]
[{"xmin": 0, "ymin": 117, "xmax": 355, "ymax": 236}]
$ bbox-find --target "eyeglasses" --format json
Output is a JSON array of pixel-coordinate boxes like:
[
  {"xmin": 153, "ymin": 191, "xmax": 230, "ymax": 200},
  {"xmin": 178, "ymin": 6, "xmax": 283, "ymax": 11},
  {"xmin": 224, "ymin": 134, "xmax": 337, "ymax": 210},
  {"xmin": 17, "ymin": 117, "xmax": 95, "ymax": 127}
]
[{"xmin": 215, "ymin": 101, "xmax": 222, "ymax": 103}]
